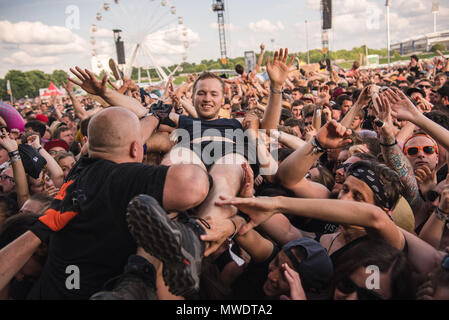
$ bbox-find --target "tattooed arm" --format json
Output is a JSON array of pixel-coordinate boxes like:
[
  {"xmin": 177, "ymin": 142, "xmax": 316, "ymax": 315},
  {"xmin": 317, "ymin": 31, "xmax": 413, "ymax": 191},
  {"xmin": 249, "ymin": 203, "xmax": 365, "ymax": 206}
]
[{"xmin": 374, "ymin": 94, "xmax": 424, "ymax": 214}]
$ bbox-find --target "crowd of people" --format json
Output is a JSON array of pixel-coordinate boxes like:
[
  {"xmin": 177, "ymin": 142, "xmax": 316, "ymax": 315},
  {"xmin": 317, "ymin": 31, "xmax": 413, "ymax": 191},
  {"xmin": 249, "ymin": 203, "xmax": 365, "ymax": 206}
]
[{"xmin": 0, "ymin": 44, "xmax": 449, "ymax": 300}]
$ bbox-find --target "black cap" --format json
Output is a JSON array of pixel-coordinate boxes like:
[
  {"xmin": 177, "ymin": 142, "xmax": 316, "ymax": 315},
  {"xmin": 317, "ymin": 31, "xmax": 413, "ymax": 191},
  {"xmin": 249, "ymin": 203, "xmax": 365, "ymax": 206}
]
[
  {"xmin": 437, "ymin": 85, "xmax": 449, "ymax": 99},
  {"xmin": 406, "ymin": 87, "xmax": 426, "ymax": 98}
]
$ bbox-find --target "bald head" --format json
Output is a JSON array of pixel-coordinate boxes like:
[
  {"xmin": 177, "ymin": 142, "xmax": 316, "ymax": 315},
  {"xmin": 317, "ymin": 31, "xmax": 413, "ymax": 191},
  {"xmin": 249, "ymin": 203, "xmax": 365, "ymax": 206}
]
[{"xmin": 88, "ymin": 107, "xmax": 141, "ymax": 155}]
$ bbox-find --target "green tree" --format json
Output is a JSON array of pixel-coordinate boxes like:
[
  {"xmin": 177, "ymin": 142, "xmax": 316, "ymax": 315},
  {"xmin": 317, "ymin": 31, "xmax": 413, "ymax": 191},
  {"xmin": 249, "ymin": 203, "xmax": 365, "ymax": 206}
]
[
  {"xmin": 4, "ymin": 70, "xmax": 35, "ymax": 99},
  {"xmin": 431, "ymin": 43, "xmax": 446, "ymax": 52},
  {"xmin": 24, "ymin": 70, "xmax": 51, "ymax": 97},
  {"xmin": 50, "ymin": 70, "xmax": 68, "ymax": 86}
]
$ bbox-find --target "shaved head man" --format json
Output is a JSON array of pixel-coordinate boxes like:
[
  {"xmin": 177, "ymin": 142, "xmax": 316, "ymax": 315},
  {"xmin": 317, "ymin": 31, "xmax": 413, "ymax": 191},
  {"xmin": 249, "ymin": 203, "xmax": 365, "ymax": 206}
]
[{"xmin": 0, "ymin": 105, "xmax": 211, "ymax": 299}]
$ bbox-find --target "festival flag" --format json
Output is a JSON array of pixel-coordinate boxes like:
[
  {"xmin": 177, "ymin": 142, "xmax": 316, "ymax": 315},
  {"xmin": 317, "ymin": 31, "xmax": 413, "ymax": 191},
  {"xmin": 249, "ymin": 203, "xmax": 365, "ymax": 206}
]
[{"xmin": 6, "ymin": 80, "xmax": 11, "ymax": 96}]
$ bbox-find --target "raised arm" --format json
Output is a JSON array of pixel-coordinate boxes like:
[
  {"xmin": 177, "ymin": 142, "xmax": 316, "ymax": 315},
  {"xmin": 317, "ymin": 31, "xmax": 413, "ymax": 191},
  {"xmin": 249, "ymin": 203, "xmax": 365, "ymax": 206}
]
[
  {"xmin": 260, "ymin": 48, "xmax": 295, "ymax": 131},
  {"xmin": 275, "ymin": 120, "xmax": 352, "ymax": 188},
  {"xmin": 419, "ymin": 178, "xmax": 449, "ymax": 249},
  {"xmin": 373, "ymin": 93, "xmax": 423, "ymax": 212},
  {"xmin": 386, "ymin": 88, "xmax": 449, "ymax": 151},
  {"xmin": 249, "ymin": 43, "xmax": 265, "ymax": 79},
  {"xmin": 69, "ymin": 67, "xmax": 148, "ymax": 118},
  {"xmin": 340, "ymin": 85, "xmax": 372, "ymax": 128},
  {"xmin": 0, "ymin": 129, "xmax": 29, "ymax": 208},
  {"xmin": 62, "ymin": 78, "xmax": 88, "ymax": 121},
  {"xmin": 28, "ymin": 134, "xmax": 64, "ymax": 188}
]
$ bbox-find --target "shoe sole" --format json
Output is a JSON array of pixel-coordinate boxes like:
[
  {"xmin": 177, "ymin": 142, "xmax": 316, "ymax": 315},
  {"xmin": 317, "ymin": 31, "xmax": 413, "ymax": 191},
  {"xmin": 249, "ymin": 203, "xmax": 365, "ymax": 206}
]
[{"xmin": 126, "ymin": 194, "xmax": 200, "ymax": 297}]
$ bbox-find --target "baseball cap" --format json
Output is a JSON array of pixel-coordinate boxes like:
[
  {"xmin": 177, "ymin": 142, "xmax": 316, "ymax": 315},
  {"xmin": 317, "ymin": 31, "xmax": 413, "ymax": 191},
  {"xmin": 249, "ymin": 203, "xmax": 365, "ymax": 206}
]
[
  {"xmin": 44, "ymin": 139, "xmax": 70, "ymax": 152},
  {"xmin": 35, "ymin": 114, "xmax": 49, "ymax": 124},
  {"xmin": 282, "ymin": 238, "xmax": 333, "ymax": 290},
  {"xmin": 301, "ymin": 93, "xmax": 315, "ymax": 103},
  {"xmin": 406, "ymin": 87, "xmax": 426, "ymax": 98}
]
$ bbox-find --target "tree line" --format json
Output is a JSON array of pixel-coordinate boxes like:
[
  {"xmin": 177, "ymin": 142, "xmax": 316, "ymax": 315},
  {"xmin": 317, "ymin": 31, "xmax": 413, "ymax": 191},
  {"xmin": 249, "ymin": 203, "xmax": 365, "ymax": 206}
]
[{"xmin": 2, "ymin": 44, "xmax": 446, "ymax": 100}]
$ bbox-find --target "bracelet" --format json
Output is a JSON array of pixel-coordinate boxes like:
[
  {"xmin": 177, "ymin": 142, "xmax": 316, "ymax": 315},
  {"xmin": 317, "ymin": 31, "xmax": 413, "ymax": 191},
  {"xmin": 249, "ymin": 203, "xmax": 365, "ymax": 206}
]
[
  {"xmin": 37, "ymin": 146, "xmax": 42, "ymax": 152},
  {"xmin": 379, "ymin": 139, "xmax": 397, "ymax": 147},
  {"xmin": 435, "ymin": 207, "xmax": 449, "ymax": 221},
  {"xmin": 311, "ymin": 136, "xmax": 326, "ymax": 154},
  {"xmin": 8, "ymin": 150, "xmax": 19, "ymax": 157},
  {"xmin": 227, "ymin": 219, "xmax": 238, "ymax": 241},
  {"xmin": 270, "ymin": 85, "xmax": 283, "ymax": 94},
  {"xmin": 10, "ymin": 154, "xmax": 21, "ymax": 163}
]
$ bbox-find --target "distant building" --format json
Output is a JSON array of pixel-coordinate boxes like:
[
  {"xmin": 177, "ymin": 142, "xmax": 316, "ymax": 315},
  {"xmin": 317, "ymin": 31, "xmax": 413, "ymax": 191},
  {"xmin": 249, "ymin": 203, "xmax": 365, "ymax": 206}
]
[{"xmin": 391, "ymin": 30, "xmax": 449, "ymax": 55}]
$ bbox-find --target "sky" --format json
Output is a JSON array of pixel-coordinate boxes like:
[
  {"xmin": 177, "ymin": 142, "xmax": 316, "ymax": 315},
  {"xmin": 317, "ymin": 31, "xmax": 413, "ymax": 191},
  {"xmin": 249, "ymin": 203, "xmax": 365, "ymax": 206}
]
[{"xmin": 0, "ymin": 0, "xmax": 448, "ymax": 77}]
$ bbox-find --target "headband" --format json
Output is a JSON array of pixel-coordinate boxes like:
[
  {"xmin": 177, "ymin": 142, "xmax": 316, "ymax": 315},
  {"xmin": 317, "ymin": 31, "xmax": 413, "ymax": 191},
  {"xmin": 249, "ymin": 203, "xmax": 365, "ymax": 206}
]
[{"xmin": 348, "ymin": 164, "xmax": 392, "ymax": 210}]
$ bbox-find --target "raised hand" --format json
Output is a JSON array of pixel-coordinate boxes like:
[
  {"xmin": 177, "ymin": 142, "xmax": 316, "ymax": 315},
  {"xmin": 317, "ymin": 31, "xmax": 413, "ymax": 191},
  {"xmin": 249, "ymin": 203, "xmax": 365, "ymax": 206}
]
[
  {"xmin": 384, "ymin": 88, "xmax": 420, "ymax": 122},
  {"xmin": 215, "ymin": 195, "xmax": 279, "ymax": 234},
  {"xmin": 69, "ymin": 66, "xmax": 108, "ymax": 96},
  {"xmin": 315, "ymin": 120, "xmax": 352, "ymax": 149},
  {"xmin": 27, "ymin": 134, "xmax": 41, "ymax": 150},
  {"xmin": 0, "ymin": 128, "xmax": 18, "ymax": 153},
  {"xmin": 415, "ymin": 165, "xmax": 436, "ymax": 196},
  {"xmin": 266, "ymin": 48, "xmax": 295, "ymax": 88},
  {"xmin": 356, "ymin": 85, "xmax": 375, "ymax": 107},
  {"xmin": 62, "ymin": 77, "xmax": 74, "ymax": 94},
  {"xmin": 372, "ymin": 93, "xmax": 395, "ymax": 137},
  {"xmin": 281, "ymin": 263, "xmax": 307, "ymax": 300}
]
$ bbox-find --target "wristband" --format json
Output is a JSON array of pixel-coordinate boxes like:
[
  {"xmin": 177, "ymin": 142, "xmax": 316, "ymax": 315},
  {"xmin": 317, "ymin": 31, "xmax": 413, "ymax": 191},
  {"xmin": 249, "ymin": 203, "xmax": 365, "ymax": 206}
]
[
  {"xmin": 311, "ymin": 136, "xmax": 326, "ymax": 154},
  {"xmin": 379, "ymin": 140, "xmax": 397, "ymax": 147},
  {"xmin": 8, "ymin": 150, "xmax": 19, "ymax": 157},
  {"xmin": 435, "ymin": 207, "xmax": 449, "ymax": 221},
  {"xmin": 10, "ymin": 154, "xmax": 21, "ymax": 163},
  {"xmin": 270, "ymin": 85, "xmax": 283, "ymax": 94},
  {"xmin": 37, "ymin": 146, "xmax": 43, "ymax": 153}
]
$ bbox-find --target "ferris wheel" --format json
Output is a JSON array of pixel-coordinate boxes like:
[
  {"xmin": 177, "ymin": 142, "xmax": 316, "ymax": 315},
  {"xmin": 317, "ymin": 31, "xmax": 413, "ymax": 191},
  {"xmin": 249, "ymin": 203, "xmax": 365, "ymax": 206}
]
[{"xmin": 90, "ymin": 0, "xmax": 191, "ymax": 84}]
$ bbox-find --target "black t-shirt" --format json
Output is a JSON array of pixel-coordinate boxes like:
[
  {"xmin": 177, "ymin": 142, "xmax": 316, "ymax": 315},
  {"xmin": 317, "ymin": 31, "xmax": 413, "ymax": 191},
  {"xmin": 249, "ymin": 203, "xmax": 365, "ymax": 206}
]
[
  {"xmin": 177, "ymin": 115, "xmax": 243, "ymax": 143},
  {"xmin": 230, "ymin": 246, "xmax": 279, "ymax": 300},
  {"xmin": 27, "ymin": 157, "xmax": 169, "ymax": 300}
]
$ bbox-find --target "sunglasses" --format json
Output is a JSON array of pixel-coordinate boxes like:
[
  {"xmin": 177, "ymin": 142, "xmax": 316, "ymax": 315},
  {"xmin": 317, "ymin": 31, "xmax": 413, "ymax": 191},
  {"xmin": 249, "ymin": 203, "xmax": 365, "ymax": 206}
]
[
  {"xmin": 0, "ymin": 174, "xmax": 15, "ymax": 183},
  {"xmin": 336, "ymin": 276, "xmax": 383, "ymax": 300},
  {"xmin": 336, "ymin": 162, "xmax": 353, "ymax": 172},
  {"xmin": 418, "ymin": 85, "xmax": 432, "ymax": 89},
  {"xmin": 404, "ymin": 145, "xmax": 437, "ymax": 157}
]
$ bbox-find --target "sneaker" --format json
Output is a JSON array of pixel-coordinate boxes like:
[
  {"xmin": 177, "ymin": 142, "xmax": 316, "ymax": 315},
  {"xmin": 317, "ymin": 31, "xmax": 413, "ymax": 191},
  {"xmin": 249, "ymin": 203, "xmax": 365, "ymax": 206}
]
[
  {"xmin": 90, "ymin": 255, "xmax": 157, "ymax": 300},
  {"xmin": 126, "ymin": 194, "xmax": 206, "ymax": 297}
]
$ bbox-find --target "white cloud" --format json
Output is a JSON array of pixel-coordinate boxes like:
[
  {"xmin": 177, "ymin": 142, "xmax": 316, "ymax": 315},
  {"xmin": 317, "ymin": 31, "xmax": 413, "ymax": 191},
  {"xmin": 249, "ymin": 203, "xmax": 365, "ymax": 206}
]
[
  {"xmin": 19, "ymin": 35, "xmax": 88, "ymax": 57},
  {"xmin": 3, "ymin": 51, "xmax": 59, "ymax": 66},
  {"xmin": 0, "ymin": 20, "xmax": 77, "ymax": 45},
  {"xmin": 249, "ymin": 19, "xmax": 285, "ymax": 33}
]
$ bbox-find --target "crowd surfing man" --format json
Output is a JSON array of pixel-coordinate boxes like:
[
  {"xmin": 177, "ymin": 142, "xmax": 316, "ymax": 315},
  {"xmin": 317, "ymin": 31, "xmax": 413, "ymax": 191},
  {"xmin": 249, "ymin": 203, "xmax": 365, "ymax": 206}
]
[{"xmin": 0, "ymin": 43, "xmax": 448, "ymax": 300}]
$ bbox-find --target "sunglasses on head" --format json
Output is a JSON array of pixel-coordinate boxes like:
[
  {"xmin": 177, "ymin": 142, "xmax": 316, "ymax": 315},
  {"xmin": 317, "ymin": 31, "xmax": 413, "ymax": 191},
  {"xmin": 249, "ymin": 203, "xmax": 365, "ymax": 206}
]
[
  {"xmin": 336, "ymin": 276, "xmax": 383, "ymax": 300},
  {"xmin": 404, "ymin": 145, "xmax": 437, "ymax": 157}
]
